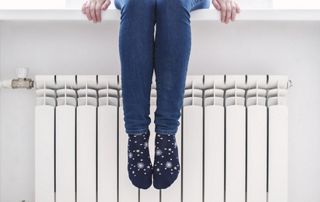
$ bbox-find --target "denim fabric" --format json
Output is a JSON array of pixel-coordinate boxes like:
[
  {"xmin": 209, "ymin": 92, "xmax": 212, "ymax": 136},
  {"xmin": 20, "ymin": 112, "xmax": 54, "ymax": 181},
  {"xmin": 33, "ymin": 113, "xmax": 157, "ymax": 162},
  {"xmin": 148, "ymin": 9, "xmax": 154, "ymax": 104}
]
[{"xmin": 115, "ymin": 0, "xmax": 210, "ymax": 135}]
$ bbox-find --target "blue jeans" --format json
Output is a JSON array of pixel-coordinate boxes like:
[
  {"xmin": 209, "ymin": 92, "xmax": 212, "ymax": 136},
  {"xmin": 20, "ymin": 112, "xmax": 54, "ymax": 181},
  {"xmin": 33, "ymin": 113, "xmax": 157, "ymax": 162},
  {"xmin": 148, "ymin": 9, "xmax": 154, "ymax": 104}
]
[{"xmin": 115, "ymin": 0, "xmax": 210, "ymax": 135}]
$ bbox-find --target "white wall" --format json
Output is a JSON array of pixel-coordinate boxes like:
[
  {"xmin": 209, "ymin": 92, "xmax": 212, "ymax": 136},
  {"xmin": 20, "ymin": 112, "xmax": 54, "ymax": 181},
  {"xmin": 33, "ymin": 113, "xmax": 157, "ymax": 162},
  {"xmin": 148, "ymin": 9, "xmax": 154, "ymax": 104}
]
[
  {"xmin": 2, "ymin": 0, "xmax": 320, "ymax": 10},
  {"xmin": 0, "ymin": 0, "xmax": 274, "ymax": 9},
  {"xmin": 0, "ymin": 19, "xmax": 320, "ymax": 202},
  {"xmin": 0, "ymin": 0, "xmax": 65, "ymax": 9}
]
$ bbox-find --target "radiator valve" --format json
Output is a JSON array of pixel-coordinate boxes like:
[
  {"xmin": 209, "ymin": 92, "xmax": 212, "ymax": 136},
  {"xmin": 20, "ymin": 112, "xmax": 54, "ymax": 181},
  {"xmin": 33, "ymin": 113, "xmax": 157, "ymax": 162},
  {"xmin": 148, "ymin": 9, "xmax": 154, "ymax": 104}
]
[
  {"xmin": 11, "ymin": 77, "xmax": 34, "ymax": 89},
  {"xmin": 0, "ymin": 68, "xmax": 34, "ymax": 89}
]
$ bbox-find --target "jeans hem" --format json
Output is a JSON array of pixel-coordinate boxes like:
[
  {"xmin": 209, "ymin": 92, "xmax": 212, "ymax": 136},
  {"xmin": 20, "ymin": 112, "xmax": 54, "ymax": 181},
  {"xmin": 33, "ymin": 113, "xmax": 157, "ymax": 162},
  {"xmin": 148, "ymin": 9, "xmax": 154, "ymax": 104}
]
[
  {"xmin": 126, "ymin": 128, "xmax": 149, "ymax": 135},
  {"xmin": 155, "ymin": 129, "xmax": 177, "ymax": 136}
]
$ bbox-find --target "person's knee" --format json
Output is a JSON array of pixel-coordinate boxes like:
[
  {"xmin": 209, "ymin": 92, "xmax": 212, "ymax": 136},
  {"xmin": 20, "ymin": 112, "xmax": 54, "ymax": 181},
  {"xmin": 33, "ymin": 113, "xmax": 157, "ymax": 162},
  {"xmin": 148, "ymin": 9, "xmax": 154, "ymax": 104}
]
[
  {"xmin": 157, "ymin": 0, "xmax": 191, "ymax": 17},
  {"xmin": 121, "ymin": 0, "xmax": 155, "ymax": 13}
]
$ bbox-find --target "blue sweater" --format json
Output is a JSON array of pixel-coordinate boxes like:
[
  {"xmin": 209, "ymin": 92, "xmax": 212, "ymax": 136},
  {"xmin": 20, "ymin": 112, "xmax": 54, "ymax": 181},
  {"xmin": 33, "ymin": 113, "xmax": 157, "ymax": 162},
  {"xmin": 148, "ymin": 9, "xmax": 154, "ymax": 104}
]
[{"xmin": 190, "ymin": 0, "xmax": 210, "ymax": 12}]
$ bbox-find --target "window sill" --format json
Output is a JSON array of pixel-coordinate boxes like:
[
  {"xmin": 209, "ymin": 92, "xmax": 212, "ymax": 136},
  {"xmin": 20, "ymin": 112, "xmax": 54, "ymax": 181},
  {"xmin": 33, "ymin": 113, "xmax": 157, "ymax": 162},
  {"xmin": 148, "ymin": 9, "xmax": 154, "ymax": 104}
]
[{"xmin": 0, "ymin": 8, "xmax": 320, "ymax": 22}]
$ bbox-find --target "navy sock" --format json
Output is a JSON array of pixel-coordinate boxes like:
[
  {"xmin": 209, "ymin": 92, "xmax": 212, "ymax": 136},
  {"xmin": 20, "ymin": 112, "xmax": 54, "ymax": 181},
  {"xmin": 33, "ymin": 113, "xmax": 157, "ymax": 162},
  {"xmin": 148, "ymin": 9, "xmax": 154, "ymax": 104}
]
[
  {"xmin": 153, "ymin": 133, "xmax": 180, "ymax": 189},
  {"xmin": 127, "ymin": 130, "xmax": 153, "ymax": 189}
]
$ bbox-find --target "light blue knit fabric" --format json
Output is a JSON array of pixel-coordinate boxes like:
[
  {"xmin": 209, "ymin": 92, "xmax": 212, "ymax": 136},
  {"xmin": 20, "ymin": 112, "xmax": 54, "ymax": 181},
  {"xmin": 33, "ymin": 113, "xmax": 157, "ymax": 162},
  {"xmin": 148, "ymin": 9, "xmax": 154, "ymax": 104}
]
[{"xmin": 115, "ymin": 0, "xmax": 210, "ymax": 12}]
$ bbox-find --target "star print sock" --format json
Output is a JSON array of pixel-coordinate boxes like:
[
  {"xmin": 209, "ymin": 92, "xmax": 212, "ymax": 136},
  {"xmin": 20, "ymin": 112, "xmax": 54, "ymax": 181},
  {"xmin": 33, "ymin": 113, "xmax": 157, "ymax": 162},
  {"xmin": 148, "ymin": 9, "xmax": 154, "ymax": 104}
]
[
  {"xmin": 127, "ymin": 130, "xmax": 153, "ymax": 189},
  {"xmin": 153, "ymin": 133, "xmax": 180, "ymax": 189}
]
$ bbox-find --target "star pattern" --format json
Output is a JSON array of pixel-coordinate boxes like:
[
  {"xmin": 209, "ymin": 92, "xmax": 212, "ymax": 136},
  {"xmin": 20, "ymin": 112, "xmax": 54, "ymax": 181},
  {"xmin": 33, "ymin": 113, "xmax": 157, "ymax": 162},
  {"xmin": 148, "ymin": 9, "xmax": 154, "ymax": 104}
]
[
  {"xmin": 127, "ymin": 130, "xmax": 153, "ymax": 189},
  {"xmin": 153, "ymin": 133, "xmax": 180, "ymax": 189}
]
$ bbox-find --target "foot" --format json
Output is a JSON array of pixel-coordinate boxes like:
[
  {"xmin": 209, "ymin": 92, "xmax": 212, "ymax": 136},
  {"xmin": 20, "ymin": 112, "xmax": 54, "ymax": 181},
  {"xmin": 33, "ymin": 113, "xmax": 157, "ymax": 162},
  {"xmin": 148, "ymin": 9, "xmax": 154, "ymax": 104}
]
[
  {"xmin": 153, "ymin": 133, "xmax": 180, "ymax": 189},
  {"xmin": 127, "ymin": 130, "xmax": 153, "ymax": 189}
]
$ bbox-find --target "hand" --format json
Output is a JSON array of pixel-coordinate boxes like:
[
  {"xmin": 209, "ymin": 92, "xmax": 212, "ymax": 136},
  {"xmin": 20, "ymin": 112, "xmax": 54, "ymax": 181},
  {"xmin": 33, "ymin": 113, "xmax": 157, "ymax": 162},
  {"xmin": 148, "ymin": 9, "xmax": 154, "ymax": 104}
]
[
  {"xmin": 82, "ymin": 0, "xmax": 111, "ymax": 23},
  {"xmin": 212, "ymin": 0, "xmax": 240, "ymax": 24}
]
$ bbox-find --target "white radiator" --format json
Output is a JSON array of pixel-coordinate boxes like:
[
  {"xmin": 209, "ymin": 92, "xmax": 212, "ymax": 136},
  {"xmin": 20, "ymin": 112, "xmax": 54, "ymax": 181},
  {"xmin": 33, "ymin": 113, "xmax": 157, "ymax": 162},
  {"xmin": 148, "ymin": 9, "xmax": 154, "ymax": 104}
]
[{"xmin": 34, "ymin": 74, "xmax": 289, "ymax": 202}]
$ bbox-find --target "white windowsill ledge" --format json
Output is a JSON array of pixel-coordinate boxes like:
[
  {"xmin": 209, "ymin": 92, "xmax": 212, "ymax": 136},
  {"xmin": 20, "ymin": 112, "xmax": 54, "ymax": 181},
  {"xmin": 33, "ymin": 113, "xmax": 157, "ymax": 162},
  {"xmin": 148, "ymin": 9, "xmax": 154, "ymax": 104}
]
[{"xmin": 0, "ymin": 8, "xmax": 320, "ymax": 21}]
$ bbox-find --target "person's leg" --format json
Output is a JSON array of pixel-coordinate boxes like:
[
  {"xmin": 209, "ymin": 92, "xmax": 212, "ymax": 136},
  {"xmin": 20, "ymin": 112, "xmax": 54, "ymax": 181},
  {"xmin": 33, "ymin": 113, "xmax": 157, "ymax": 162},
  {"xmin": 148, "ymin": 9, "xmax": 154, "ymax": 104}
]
[
  {"xmin": 116, "ymin": 0, "xmax": 156, "ymax": 189},
  {"xmin": 153, "ymin": 0, "xmax": 193, "ymax": 189},
  {"xmin": 117, "ymin": 0, "xmax": 156, "ymax": 135},
  {"xmin": 154, "ymin": 0, "xmax": 192, "ymax": 136}
]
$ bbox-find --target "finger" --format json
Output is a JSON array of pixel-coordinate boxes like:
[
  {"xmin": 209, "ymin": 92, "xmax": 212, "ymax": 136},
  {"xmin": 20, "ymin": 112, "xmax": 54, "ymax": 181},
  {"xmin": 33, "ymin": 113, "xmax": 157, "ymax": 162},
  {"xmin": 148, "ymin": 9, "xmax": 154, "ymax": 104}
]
[
  {"xmin": 85, "ymin": 2, "xmax": 92, "ymax": 21},
  {"xmin": 225, "ymin": 1, "xmax": 232, "ymax": 24},
  {"xmin": 231, "ymin": 1, "xmax": 237, "ymax": 21},
  {"xmin": 96, "ymin": 2, "xmax": 102, "ymax": 22},
  {"xmin": 220, "ymin": 3, "xmax": 226, "ymax": 23},
  {"xmin": 235, "ymin": 2, "xmax": 240, "ymax": 13},
  {"xmin": 102, "ymin": 0, "xmax": 111, "ymax": 10},
  {"xmin": 82, "ymin": 1, "xmax": 87, "ymax": 14},
  {"xmin": 212, "ymin": 0, "xmax": 221, "ymax": 10},
  {"xmin": 90, "ymin": 1, "xmax": 97, "ymax": 23}
]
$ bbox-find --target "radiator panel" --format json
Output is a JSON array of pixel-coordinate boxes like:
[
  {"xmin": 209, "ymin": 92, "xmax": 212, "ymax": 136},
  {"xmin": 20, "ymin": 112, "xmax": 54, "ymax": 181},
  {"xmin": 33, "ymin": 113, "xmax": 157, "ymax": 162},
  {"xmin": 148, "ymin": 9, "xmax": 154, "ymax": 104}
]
[
  {"xmin": 225, "ymin": 105, "xmax": 246, "ymax": 202},
  {"xmin": 76, "ymin": 106, "xmax": 96, "ymax": 202},
  {"xmin": 268, "ymin": 106, "xmax": 288, "ymax": 202},
  {"xmin": 204, "ymin": 105, "xmax": 225, "ymax": 202},
  {"xmin": 183, "ymin": 106, "xmax": 203, "ymax": 202},
  {"xmin": 247, "ymin": 105, "xmax": 267, "ymax": 202},
  {"xmin": 35, "ymin": 106, "xmax": 55, "ymax": 202},
  {"xmin": 98, "ymin": 106, "xmax": 118, "ymax": 202},
  {"xmin": 56, "ymin": 105, "xmax": 76, "ymax": 202}
]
